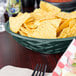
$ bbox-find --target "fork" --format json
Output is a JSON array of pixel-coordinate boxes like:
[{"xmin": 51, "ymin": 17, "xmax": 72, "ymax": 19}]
[{"xmin": 32, "ymin": 64, "xmax": 47, "ymax": 76}]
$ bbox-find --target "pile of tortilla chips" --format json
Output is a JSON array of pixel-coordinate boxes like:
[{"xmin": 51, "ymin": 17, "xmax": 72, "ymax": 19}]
[{"xmin": 9, "ymin": 1, "xmax": 76, "ymax": 39}]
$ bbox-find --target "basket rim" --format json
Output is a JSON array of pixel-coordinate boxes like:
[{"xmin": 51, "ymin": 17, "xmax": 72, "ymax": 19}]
[{"xmin": 5, "ymin": 21, "xmax": 76, "ymax": 41}]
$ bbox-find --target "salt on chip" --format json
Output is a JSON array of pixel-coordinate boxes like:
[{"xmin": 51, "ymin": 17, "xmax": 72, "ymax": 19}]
[
  {"xmin": 40, "ymin": 1, "xmax": 61, "ymax": 14},
  {"xmin": 9, "ymin": 13, "xmax": 32, "ymax": 33},
  {"xmin": 32, "ymin": 21, "xmax": 56, "ymax": 39}
]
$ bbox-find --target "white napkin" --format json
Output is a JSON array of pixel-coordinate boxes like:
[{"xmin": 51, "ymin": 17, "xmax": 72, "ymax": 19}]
[{"xmin": 0, "ymin": 66, "xmax": 52, "ymax": 76}]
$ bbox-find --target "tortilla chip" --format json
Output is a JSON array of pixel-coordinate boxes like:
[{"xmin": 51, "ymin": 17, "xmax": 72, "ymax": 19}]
[
  {"xmin": 58, "ymin": 24, "xmax": 76, "ymax": 38},
  {"xmin": 40, "ymin": 1, "xmax": 61, "ymax": 14},
  {"xmin": 69, "ymin": 19, "xmax": 76, "ymax": 28},
  {"xmin": 9, "ymin": 13, "xmax": 32, "ymax": 33},
  {"xmin": 46, "ymin": 19, "xmax": 61, "ymax": 28},
  {"xmin": 19, "ymin": 30, "xmax": 27, "ymax": 36},
  {"xmin": 32, "ymin": 21, "xmax": 56, "ymax": 39},
  {"xmin": 17, "ymin": 12, "xmax": 23, "ymax": 17},
  {"xmin": 70, "ymin": 13, "xmax": 76, "ymax": 19},
  {"xmin": 57, "ymin": 19, "xmax": 72, "ymax": 35},
  {"xmin": 24, "ymin": 21, "xmax": 39, "ymax": 29},
  {"xmin": 57, "ymin": 12, "xmax": 76, "ymax": 19},
  {"xmin": 58, "ymin": 27, "xmax": 70, "ymax": 38},
  {"xmin": 31, "ymin": 9, "xmax": 56, "ymax": 21},
  {"xmin": 60, "ymin": 19, "xmax": 66, "ymax": 24},
  {"xmin": 68, "ymin": 24, "xmax": 76, "ymax": 37},
  {"xmin": 71, "ymin": 11, "xmax": 76, "ymax": 14},
  {"xmin": 56, "ymin": 12, "xmax": 70, "ymax": 19},
  {"xmin": 9, "ymin": 1, "xmax": 76, "ymax": 39},
  {"xmin": 20, "ymin": 27, "xmax": 34, "ymax": 37}
]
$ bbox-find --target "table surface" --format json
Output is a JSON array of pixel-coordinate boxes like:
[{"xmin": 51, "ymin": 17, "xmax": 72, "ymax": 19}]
[
  {"xmin": 0, "ymin": 31, "xmax": 62, "ymax": 73},
  {"xmin": 0, "ymin": 7, "xmax": 63, "ymax": 73}
]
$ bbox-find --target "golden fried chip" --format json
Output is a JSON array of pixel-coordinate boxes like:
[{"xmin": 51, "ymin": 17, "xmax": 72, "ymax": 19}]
[
  {"xmin": 69, "ymin": 19, "xmax": 76, "ymax": 28},
  {"xmin": 46, "ymin": 19, "xmax": 61, "ymax": 28},
  {"xmin": 19, "ymin": 30, "xmax": 27, "ymax": 36},
  {"xmin": 40, "ymin": 1, "xmax": 61, "ymax": 14},
  {"xmin": 24, "ymin": 21, "xmax": 39, "ymax": 29},
  {"xmin": 31, "ymin": 9, "xmax": 56, "ymax": 21},
  {"xmin": 58, "ymin": 27, "xmax": 70, "ymax": 38},
  {"xmin": 9, "ymin": 1, "xmax": 76, "ymax": 39},
  {"xmin": 70, "ymin": 13, "xmax": 76, "ymax": 19},
  {"xmin": 58, "ymin": 24, "xmax": 76, "ymax": 38},
  {"xmin": 68, "ymin": 24, "xmax": 76, "ymax": 37},
  {"xmin": 57, "ymin": 19, "xmax": 72, "ymax": 35},
  {"xmin": 60, "ymin": 19, "xmax": 66, "ymax": 24},
  {"xmin": 32, "ymin": 21, "xmax": 56, "ymax": 39},
  {"xmin": 17, "ymin": 12, "xmax": 23, "ymax": 17},
  {"xmin": 9, "ymin": 13, "xmax": 32, "ymax": 33},
  {"xmin": 23, "ymin": 23, "xmax": 29, "ymax": 29},
  {"xmin": 71, "ymin": 11, "xmax": 76, "ymax": 14},
  {"xmin": 57, "ymin": 12, "xmax": 76, "ymax": 19},
  {"xmin": 56, "ymin": 12, "xmax": 70, "ymax": 19},
  {"xmin": 20, "ymin": 27, "xmax": 34, "ymax": 37}
]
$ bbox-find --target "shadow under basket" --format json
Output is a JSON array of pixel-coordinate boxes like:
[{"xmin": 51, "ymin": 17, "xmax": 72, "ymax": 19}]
[{"xmin": 5, "ymin": 21, "xmax": 76, "ymax": 54}]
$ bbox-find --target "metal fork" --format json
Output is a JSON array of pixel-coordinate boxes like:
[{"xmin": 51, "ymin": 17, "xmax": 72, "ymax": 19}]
[{"xmin": 32, "ymin": 64, "xmax": 47, "ymax": 76}]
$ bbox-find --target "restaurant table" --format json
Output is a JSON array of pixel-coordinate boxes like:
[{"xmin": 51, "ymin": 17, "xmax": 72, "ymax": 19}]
[{"xmin": 0, "ymin": 7, "xmax": 62, "ymax": 73}]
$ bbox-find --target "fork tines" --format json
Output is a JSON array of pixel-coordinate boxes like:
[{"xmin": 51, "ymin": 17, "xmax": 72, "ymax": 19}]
[{"xmin": 32, "ymin": 64, "xmax": 47, "ymax": 76}]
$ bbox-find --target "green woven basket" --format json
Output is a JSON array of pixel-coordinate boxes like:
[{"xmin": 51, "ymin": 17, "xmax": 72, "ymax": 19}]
[{"xmin": 5, "ymin": 21, "xmax": 76, "ymax": 54}]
